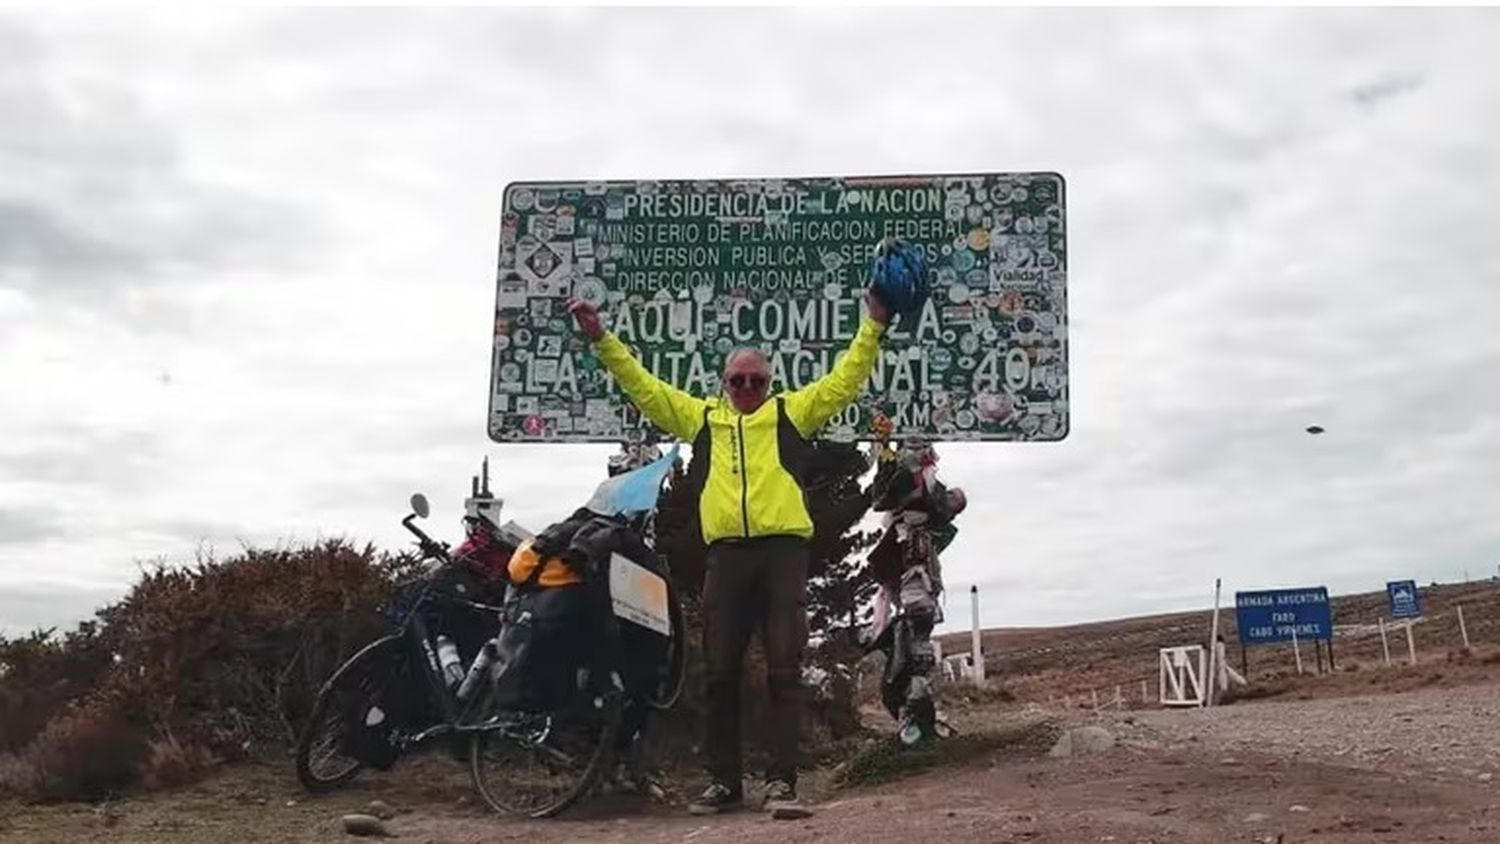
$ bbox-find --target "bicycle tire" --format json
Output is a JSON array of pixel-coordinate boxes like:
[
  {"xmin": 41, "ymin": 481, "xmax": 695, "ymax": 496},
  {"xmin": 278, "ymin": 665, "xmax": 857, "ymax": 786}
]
[
  {"xmin": 294, "ymin": 636, "xmax": 405, "ymax": 792},
  {"xmin": 645, "ymin": 583, "xmax": 686, "ymax": 711},
  {"xmin": 469, "ymin": 688, "xmax": 621, "ymax": 818}
]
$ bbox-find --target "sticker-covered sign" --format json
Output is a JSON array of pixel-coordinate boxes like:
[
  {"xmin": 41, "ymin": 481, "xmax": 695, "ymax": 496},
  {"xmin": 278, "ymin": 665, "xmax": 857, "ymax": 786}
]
[{"xmin": 489, "ymin": 173, "xmax": 1069, "ymax": 443}]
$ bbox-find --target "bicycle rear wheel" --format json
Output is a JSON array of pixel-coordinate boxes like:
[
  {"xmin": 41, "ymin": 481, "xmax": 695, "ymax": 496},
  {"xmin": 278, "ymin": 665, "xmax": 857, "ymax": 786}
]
[
  {"xmin": 469, "ymin": 688, "xmax": 621, "ymax": 817},
  {"xmin": 645, "ymin": 583, "xmax": 686, "ymax": 711},
  {"xmin": 294, "ymin": 636, "xmax": 408, "ymax": 792}
]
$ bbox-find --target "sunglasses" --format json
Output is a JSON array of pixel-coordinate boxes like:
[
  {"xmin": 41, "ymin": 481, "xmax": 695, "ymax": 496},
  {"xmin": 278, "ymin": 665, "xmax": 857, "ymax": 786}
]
[{"xmin": 727, "ymin": 374, "xmax": 768, "ymax": 391}]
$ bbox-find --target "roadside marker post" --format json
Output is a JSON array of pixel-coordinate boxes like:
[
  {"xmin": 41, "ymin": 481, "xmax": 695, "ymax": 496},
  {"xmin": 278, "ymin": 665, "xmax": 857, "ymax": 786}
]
[
  {"xmin": 1206, "ymin": 579, "xmax": 1222, "ymax": 707},
  {"xmin": 1379, "ymin": 617, "xmax": 1392, "ymax": 667},
  {"xmin": 970, "ymin": 586, "xmax": 986, "ymax": 687}
]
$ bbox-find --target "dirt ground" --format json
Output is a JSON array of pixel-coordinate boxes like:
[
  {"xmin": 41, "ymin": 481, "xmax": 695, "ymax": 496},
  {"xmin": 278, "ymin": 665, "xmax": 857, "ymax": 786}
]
[
  {"xmin": 936, "ymin": 580, "xmax": 1500, "ymax": 708},
  {"xmin": 6, "ymin": 674, "xmax": 1499, "ymax": 844}
]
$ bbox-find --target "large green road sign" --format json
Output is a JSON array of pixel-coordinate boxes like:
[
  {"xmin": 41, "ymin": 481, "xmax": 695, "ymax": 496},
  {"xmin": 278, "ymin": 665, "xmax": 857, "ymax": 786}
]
[{"xmin": 489, "ymin": 173, "xmax": 1068, "ymax": 443}]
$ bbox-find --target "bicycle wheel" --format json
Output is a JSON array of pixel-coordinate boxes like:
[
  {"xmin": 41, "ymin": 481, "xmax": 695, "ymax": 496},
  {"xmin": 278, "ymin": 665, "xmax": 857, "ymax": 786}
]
[
  {"xmin": 294, "ymin": 636, "xmax": 407, "ymax": 792},
  {"xmin": 645, "ymin": 583, "xmax": 686, "ymax": 711},
  {"xmin": 469, "ymin": 687, "xmax": 621, "ymax": 817}
]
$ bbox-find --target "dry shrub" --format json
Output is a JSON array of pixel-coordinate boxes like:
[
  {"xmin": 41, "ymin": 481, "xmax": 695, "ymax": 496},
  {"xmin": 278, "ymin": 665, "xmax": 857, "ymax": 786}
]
[
  {"xmin": 93, "ymin": 540, "xmax": 412, "ymax": 750},
  {"xmin": 948, "ymin": 683, "xmax": 1018, "ymax": 709},
  {"xmin": 0, "ymin": 752, "xmax": 28, "ymax": 796},
  {"xmin": 139, "ymin": 736, "xmax": 220, "ymax": 790},
  {"xmin": 1, "ymin": 532, "xmax": 865, "ymax": 801},
  {"xmin": 0, "ymin": 625, "xmax": 112, "ymax": 755},
  {"xmin": 14, "ymin": 701, "xmax": 149, "ymax": 803},
  {"xmin": 0, "ymin": 539, "xmax": 420, "ymax": 801},
  {"xmin": 830, "ymin": 720, "xmax": 1061, "ymax": 789},
  {"xmin": 1216, "ymin": 677, "xmax": 1293, "ymax": 704}
]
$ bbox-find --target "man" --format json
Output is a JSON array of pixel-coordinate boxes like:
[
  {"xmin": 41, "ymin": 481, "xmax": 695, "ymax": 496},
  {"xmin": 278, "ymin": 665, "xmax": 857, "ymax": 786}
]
[{"xmin": 568, "ymin": 287, "xmax": 890, "ymax": 819}]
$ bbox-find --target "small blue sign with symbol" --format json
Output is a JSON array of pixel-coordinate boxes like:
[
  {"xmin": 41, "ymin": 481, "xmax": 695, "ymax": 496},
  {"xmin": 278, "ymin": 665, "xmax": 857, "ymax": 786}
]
[
  {"xmin": 1234, "ymin": 587, "xmax": 1333, "ymax": 646},
  {"xmin": 1387, "ymin": 580, "xmax": 1421, "ymax": 619}
]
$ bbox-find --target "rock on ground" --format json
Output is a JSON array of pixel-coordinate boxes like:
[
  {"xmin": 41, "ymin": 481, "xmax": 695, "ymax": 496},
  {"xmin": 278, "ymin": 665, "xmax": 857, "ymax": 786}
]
[
  {"xmin": 341, "ymin": 814, "xmax": 390, "ymax": 837},
  {"xmin": 1049, "ymin": 726, "xmax": 1116, "ymax": 758}
]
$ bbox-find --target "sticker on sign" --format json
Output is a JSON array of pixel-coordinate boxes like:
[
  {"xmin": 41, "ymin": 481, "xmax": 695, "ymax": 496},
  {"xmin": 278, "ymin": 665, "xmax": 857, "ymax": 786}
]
[{"xmin": 488, "ymin": 173, "xmax": 1069, "ymax": 443}]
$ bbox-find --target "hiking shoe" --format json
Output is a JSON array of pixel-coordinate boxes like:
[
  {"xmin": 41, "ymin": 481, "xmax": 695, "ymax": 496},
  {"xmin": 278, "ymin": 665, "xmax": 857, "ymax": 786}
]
[
  {"xmin": 763, "ymin": 779, "xmax": 812, "ymax": 820},
  {"xmin": 688, "ymin": 782, "xmax": 743, "ymax": 815}
]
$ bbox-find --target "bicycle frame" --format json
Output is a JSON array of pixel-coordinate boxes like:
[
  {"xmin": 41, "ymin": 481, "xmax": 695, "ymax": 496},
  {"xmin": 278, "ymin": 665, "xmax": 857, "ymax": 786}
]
[{"xmin": 385, "ymin": 573, "xmax": 513, "ymax": 748}]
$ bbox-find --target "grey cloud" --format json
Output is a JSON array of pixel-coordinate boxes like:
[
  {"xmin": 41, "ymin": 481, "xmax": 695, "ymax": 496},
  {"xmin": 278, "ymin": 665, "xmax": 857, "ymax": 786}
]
[
  {"xmin": 1352, "ymin": 73, "xmax": 1425, "ymax": 108},
  {"xmin": 0, "ymin": 507, "xmax": 66, "ymax": 545},
  {"xmin": 0, "ymin": 583, "xmax": 123, "ymax": 638},
  {"xmin": 0, "ymin": 428, "xmax": 161, "ymax": 495},
  {"xmin": 145, "ymin": 519, "xmax": 253, "ymax": 550},
  {"xmin": 0, "ymin": 15, "xmax": 316, "ymax": 300},
  {"xmin": 0, "ymin": 202, "xmax": 145, "ymax": 275},
  {"xmin": 304, "ymin": 443, "xmax": 613, "ymax": 531}
]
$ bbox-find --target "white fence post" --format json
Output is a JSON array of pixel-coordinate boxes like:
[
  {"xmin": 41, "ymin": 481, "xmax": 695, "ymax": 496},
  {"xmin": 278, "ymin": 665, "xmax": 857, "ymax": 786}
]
[
  {"xmin": 970, "ymin": 585, "xmax": 985, "ymax": 687},
  {"xmin": 1206, "ymin": 578, "xmax": 1222, "ymax": 707},
  {"xmin": 1379, "ymin": 617, "xmax": 1391, "ymax": 667}
]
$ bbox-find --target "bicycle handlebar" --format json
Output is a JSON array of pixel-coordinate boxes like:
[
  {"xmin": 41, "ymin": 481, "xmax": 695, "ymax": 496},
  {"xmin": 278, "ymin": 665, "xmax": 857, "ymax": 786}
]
[{"xmin": 401, "ymin": 514, "xmax": 450, "ymax": 561}]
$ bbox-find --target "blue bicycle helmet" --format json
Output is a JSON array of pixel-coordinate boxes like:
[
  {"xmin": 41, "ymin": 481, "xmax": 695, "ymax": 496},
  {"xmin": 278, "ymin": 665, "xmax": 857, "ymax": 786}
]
[{"xmin": 869, "ymin": 237, "xmax": 930, "ymax": 318}]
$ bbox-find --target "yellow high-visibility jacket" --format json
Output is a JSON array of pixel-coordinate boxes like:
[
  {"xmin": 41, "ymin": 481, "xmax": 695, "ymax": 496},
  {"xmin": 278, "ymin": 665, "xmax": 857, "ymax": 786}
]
[{"xmin": 594, "ymin": 318, "xmax": 885, "ymax": 545}]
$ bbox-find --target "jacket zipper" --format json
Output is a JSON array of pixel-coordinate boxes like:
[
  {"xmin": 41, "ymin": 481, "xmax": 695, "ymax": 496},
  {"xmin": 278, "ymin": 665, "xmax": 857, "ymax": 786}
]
[{"xmin": 737, "ymin": 414, "xmax": 750, "ymax": 537}]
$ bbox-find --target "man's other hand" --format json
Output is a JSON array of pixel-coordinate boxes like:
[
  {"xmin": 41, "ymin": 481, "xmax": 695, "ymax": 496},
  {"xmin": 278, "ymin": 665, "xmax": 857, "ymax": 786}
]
[
  {"xmin": 568, "ymin": 297, "xmax": 606, "ymax": 342},
  {"xmin": 864, "ymin": 286, "xmax": 892, "ymax": 326}
]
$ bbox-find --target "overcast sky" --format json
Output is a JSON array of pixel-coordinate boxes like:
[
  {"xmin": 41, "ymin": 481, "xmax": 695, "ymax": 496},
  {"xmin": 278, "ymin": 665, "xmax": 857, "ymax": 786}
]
[{"xmin": 3, "ymin": 7, "xmax": 1498, "ymax": 638}]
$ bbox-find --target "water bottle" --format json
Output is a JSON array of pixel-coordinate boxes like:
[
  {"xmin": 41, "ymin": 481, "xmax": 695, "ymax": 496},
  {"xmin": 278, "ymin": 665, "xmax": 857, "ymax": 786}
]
[
  {"xmin": 456, "ymin": 640, "xmax": 499, "ymax": 702},
  {"xmin": 436, "ymin": 636, "xmax": 464, "ymax": 688}
]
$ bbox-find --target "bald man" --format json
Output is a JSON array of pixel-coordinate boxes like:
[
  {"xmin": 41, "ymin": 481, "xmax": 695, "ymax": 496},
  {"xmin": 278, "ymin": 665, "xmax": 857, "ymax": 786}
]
[{"xmin": 569, "ymin": 288, "xmax": 890, "ymax": 819}]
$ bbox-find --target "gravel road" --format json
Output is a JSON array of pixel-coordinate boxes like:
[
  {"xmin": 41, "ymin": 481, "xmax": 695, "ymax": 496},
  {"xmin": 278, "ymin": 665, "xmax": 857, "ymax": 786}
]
[{"xmin": 1116, "ymin": 679, "xmax": 1500, "ymax": 784}]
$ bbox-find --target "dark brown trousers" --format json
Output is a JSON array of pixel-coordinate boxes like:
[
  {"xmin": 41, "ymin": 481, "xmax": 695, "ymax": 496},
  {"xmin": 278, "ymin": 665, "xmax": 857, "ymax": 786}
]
[{"xmin": 700, "ymin": 535, "xmax": 809, "ymax": 787}]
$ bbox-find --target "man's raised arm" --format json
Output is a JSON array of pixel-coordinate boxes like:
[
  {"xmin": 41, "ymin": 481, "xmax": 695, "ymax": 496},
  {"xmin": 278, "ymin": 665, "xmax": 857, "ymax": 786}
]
[
  {"xmin": 782, "ymin": 289, "xmax": 891, "ymax": 437},
  {"xmin": 568, "ymin": 298, "xmax": 707, "ymax": 443}
]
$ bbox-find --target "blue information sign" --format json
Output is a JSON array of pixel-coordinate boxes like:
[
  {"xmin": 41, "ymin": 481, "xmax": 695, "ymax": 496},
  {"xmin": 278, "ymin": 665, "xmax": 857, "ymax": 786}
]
[
  {"xmin": 1234, "ymin": 587, "xmax": 1333, "ymax": 645},
  {"xmin": 1387, "ymin": 580, "xmax": 1421, "ymax": 619}
]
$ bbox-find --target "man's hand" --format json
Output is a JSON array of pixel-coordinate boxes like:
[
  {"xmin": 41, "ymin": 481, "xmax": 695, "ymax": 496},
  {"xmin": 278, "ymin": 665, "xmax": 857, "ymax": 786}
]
[
  {"xmin": 567, "ymin": 297, "xmax": 606, "ymax": 342},
  {"xmin": 864, "ymin": 285, "xmax": 893, "ymax": 326}
]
